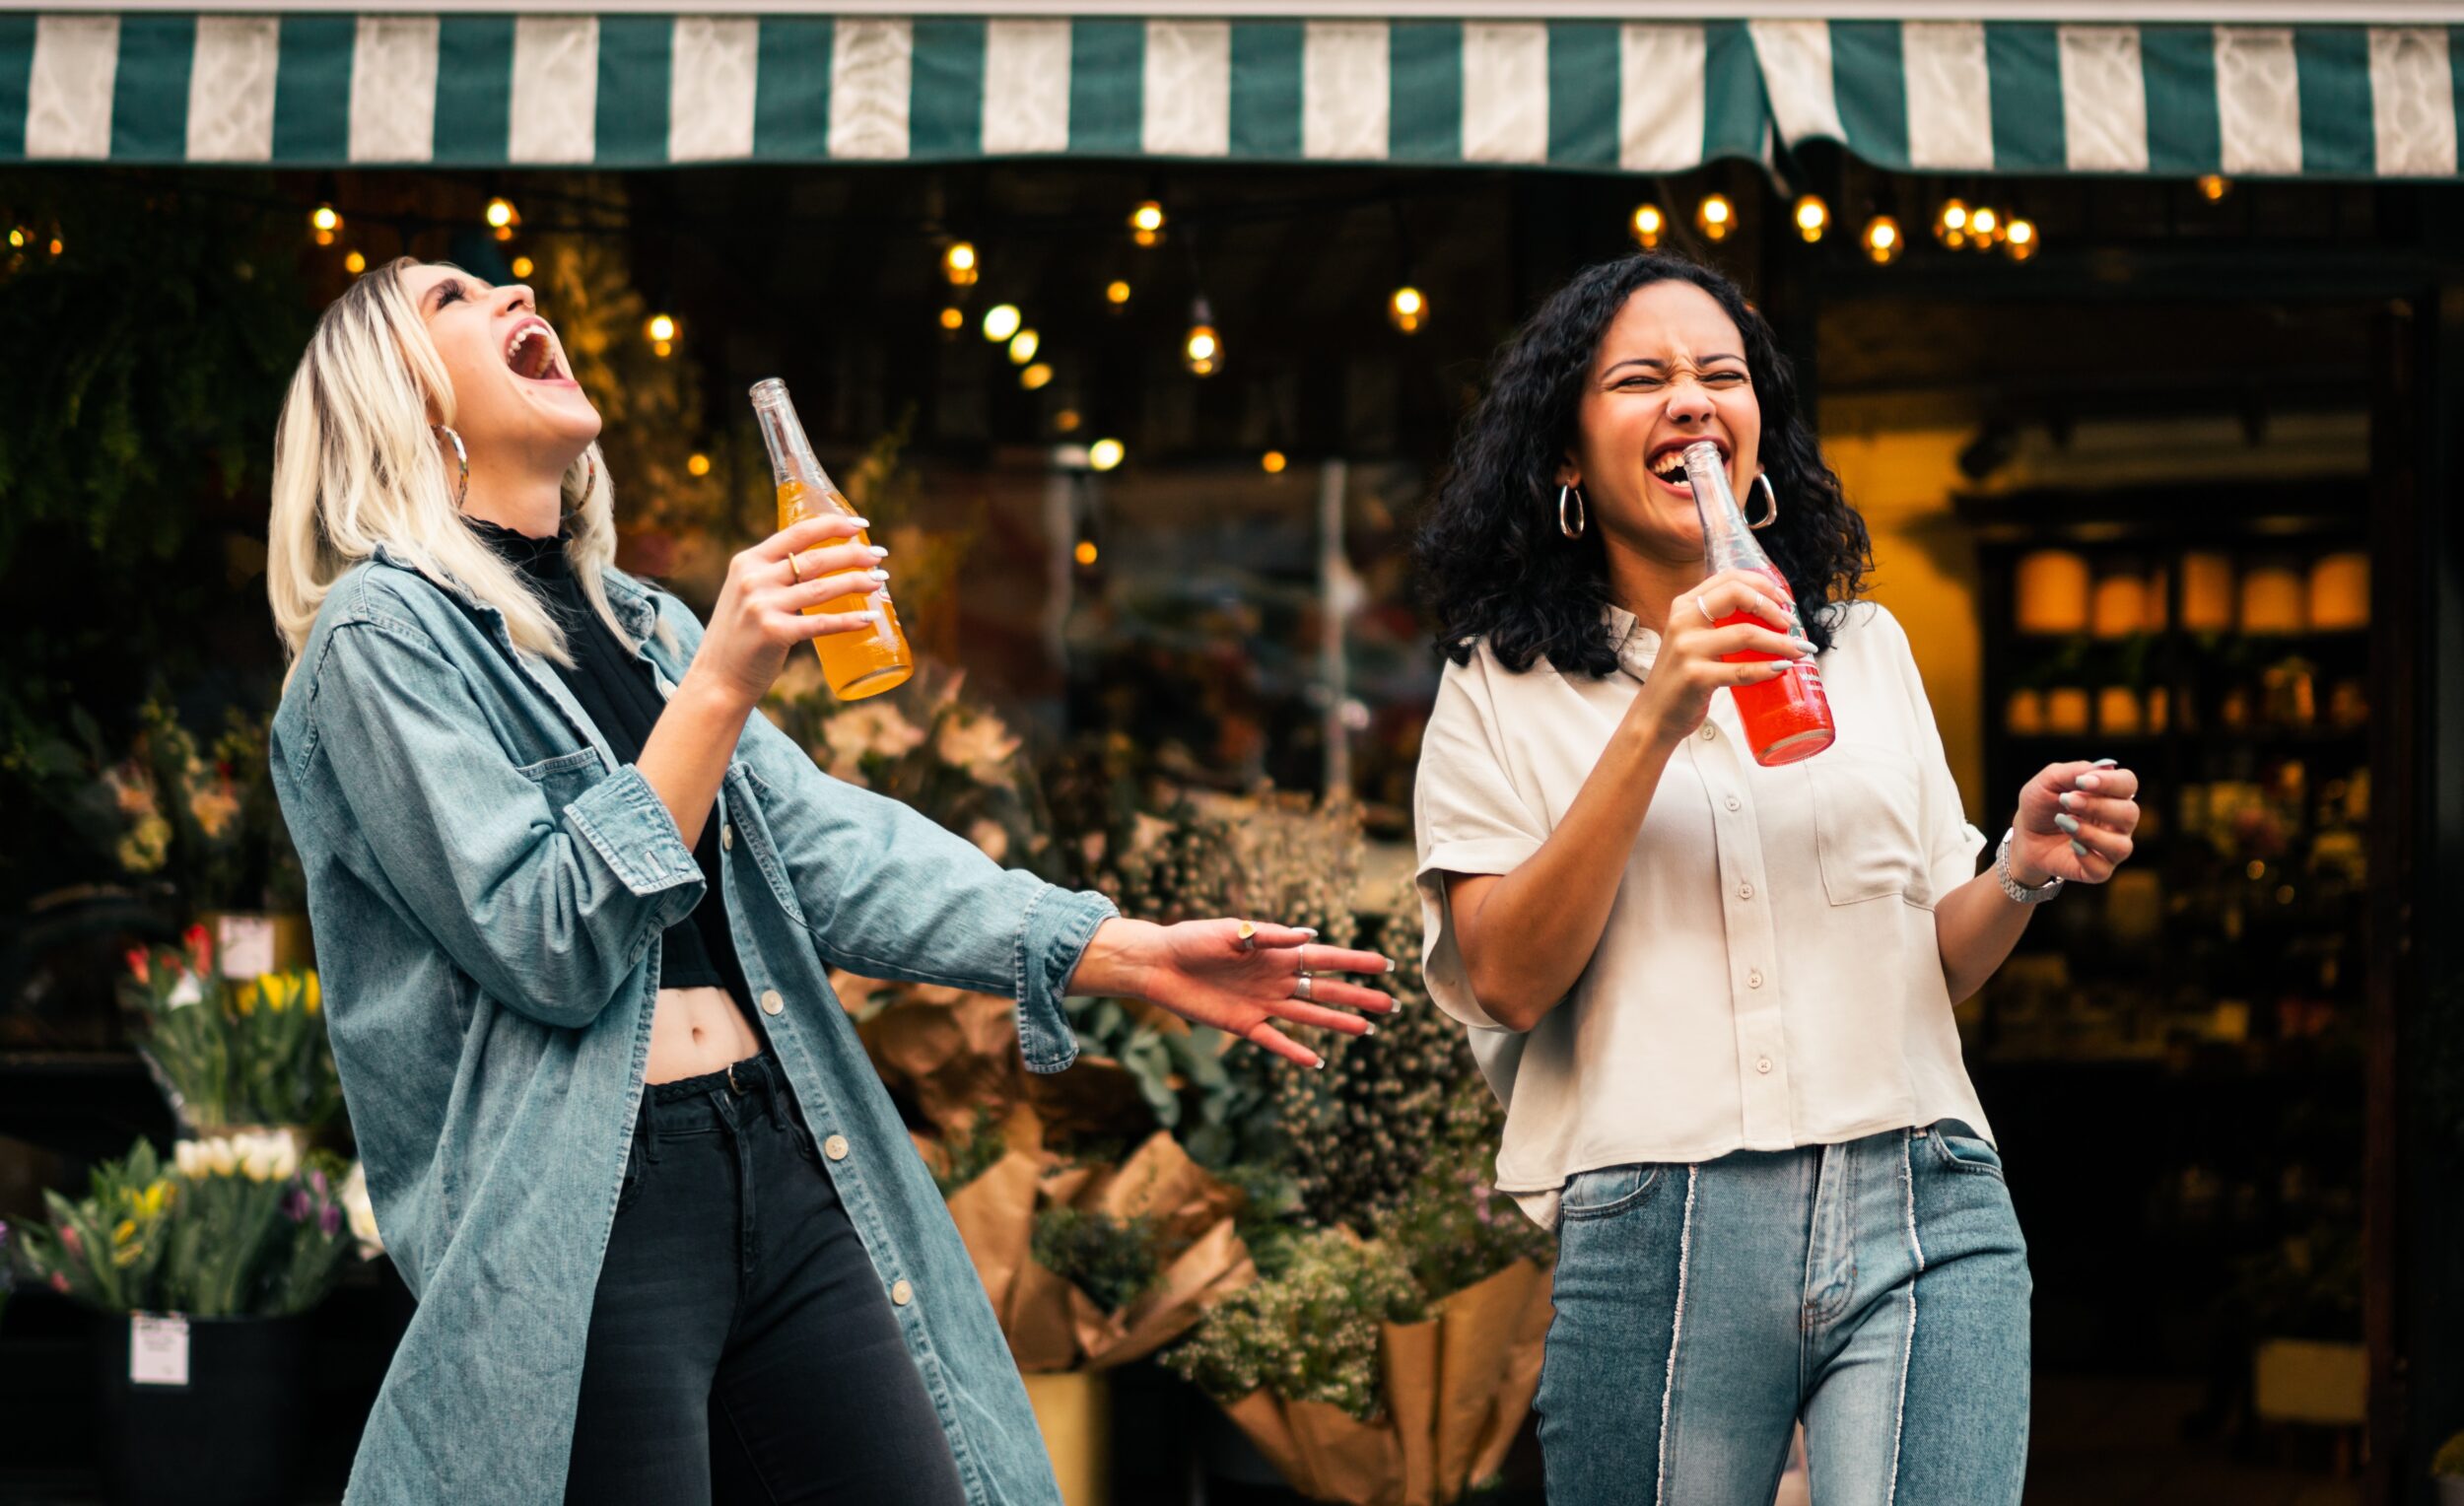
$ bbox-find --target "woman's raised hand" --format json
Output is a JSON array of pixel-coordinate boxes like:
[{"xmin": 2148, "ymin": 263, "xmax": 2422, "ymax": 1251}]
[
  {"xmin": 690, "ymin": 514, "xmax": 891, "ymax": 709},
  {"xmin": 1064, "ymin": 917, "xmax": 1396, "ymax": 1068},
  {"xmin": 1629, "ymin": 568, "xmax": 1813, "ymax": 748},
  {"xmin": 2013, "ymin": 760, "xmax": 2141, "ymax": 885}
]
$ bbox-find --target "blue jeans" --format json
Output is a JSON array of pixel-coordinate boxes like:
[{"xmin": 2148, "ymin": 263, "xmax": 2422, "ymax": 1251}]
[{"xmin": 1537, "ymin": 1123, "xmax": 2031, "ymax": 1505}]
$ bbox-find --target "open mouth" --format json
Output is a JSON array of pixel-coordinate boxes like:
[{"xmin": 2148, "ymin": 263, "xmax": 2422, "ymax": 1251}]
[
  {"xmin": 503, "ymin": 318, "xmax": 569, "ymax": 383},
  {"xmin": 1648, "ymin": 440, "xmax": 1728, "ymax": 494}
]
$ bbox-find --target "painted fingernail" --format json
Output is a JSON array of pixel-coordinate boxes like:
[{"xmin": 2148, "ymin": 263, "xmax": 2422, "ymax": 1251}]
[
  {"xmin": 848, "ymin": 516, "xmax": 871, "ymax": 528},
  {"xmin": 2091, "ymin": 758, "xmax": 2119, "ymax": 769},
  {"xmin": 1365, "ymin": 1023, "xmax": 1377, "ymax": 1036},
  {"xmin": 865, "ymin": 569, "xmax": 889, "ymax": 582},
  {"xmin": 2075, "ymin": 774, "xmax": 2101, "ymax": 791},
  {"xmin": 1298, "ymin": 927, "xmax": 1320, "ymax": 938},
  {"xmin": 1791, "ymin": 638, "xmax": 1816, "ymax": 655},
  {"xmin": 1385, "ymin": 959, "xmax": 1398, "ymax": 974},
  {"xmin": 1313, "ymin": 1056, "xmax": 1326, "ymax": 1070},
  {"xmin": 869, "ymin": 546, "xmax": 890, "ymax": 559},
  {"xmin": 2058, "ymin": 791, "xmax": 2078, "ymax": 812},
  {"xmin": 2054, "ymin": 813, "xmax": 2082, "ymax": 835},
  {"xmin": 2070, "ymin": 838, "xmax": 2089, "ymax": 857}
]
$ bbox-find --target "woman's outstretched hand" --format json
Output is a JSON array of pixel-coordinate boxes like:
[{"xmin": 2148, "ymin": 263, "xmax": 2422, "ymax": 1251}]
[{"xmin": 1065, "ymin": 918, "xmax": 1396, "ymax": 1068}]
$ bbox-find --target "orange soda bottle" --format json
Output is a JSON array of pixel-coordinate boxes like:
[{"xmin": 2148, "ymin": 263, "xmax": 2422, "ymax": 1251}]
[
  {"xmin": 1681, "ymin": 440, "xmax": 1835, "ymax": 766},
  {"xmin": 749, "ymin": 377, "xmax": 914, "ymax": 700}
]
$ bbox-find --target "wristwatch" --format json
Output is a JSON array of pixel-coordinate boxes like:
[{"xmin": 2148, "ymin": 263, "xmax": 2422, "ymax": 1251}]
[{"xmin": 1995, "ymin": 828, "xmax": 2065, "ymax": 904}]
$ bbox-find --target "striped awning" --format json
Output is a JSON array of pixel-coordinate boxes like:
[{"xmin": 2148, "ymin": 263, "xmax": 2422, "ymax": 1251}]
[{"xmin": 3, "ymin": 12, "xmax": 2458, "ymax": 177}]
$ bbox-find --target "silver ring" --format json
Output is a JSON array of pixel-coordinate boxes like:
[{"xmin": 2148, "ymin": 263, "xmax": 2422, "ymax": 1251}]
[
  {"xmin": 1295, "ymin": 974, "xmax": 1315, "ymax": 1002},
  {"xmin": 1697, "ymin": 596, "xmax": 1717, "ymax": 628}
]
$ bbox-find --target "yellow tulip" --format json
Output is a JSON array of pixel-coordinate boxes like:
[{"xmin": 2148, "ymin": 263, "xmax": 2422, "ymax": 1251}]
[
  {"xmin": 304, "ymin": 973, "xmax": 321, "ymax": 1015},
  {"xmin": 235, "ymin": 982, "xmax": 257, "ymax": 1015},
  {"xmin": 263, "ymin": 974, "xmax": 290, "ymax": 1012}
]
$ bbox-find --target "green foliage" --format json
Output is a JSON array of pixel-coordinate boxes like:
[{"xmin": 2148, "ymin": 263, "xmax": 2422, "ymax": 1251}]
[
  {"xmin": 931, "ymin": 1115, "xmax": 1011, "ymax": 1198},
  {"xmin": 1163, "ymin": 1230, "xmax": 1426, "ymax": 1421},
  {"xmin": 123, "ymin": 931, "xmax": 343, "ymax": 1137},
  {"xmin": 9, "ymin": 1135, "xmax": 353, "ymax": 1318},
  {"xmin": 1370, "ymin": 1093, "xmax": 1555, "ymax": 1304},
  {"xmin": 1031, "ymin": 1205, "xmax": 1162, "ymax": 1315}
]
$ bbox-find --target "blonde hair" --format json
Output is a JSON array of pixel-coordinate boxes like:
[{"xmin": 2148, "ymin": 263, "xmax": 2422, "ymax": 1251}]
[{"xmin": 268, "ymin": 256, "xmax": 633, "ymax": 672}]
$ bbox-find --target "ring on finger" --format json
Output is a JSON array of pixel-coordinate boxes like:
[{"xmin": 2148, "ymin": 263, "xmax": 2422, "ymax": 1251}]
[
  {"xmin": 1235, "ymin": 921, "xmax": 1257, "ymax": 954},
  {"xmin": 1295, "ymin": 973, "xmax": 1315, "ymax": 1002},
  {"xmin": 1697, "ymin": 597, "xmax": 1717, "ymax": 628},
  {"xmin": 786, "ymin": 552, "xmax": 804, "ymax": 584}
]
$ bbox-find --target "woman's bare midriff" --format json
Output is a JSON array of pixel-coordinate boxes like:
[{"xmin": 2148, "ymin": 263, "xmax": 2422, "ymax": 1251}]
[{"xmin": 645, "ymin": 985, "xmax": 766, "ymax": 1084}]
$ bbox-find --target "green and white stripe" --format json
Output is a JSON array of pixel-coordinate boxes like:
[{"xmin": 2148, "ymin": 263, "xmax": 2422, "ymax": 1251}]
[{"xmin": 0, "ymin": 11, "xmax": 2454, "ymax": 176}]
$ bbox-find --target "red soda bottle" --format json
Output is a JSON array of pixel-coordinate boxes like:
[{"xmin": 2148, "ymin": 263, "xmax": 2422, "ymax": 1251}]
[{"xmin": 1682, "ymin": 440, "xmax": 1836, "ymax": 766}]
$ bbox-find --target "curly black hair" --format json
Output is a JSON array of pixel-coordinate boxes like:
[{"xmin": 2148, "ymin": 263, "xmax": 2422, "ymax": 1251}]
[{"xmin": 1415, "ymin": 253, "xmax": 1871, "ymax": 675}]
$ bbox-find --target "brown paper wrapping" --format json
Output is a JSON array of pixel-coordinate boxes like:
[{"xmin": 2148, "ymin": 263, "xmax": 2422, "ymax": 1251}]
[
  {"xmin": 945, "ymin": 1130, "xmax": 1256, "ymax": 1374},
  {"xmin": 1213, "ymin": 1257, "xmax": 1553, "ymax": 1506},
  {"xmin": 856, "ymin": 981, "xmax": 1166, "ymax": 1147}
]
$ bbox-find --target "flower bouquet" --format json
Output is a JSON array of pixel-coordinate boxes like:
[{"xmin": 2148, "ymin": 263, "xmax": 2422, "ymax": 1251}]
[
  {"xmin": 938, "ymin": 1123, "xmax": 1257, "ymax": 1373},
  {"xmin": 120, "ymin": 927, "xmax": 343, "ymax": 1140}
]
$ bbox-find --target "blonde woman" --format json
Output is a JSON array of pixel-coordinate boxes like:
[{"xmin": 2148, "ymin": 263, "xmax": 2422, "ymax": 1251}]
[{"xmin": 264, "ymin": 259, "xmax": 1394, "ymax": 1506}]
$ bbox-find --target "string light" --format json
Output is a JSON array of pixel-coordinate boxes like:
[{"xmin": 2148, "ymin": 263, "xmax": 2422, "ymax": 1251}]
[
  {"xmin": 1863, "ymin": 215, "xmax": 1903, "ymax": 265},
  {"xmin": 485, "ymin": 196, "xmax": 519, "ymax": 241},
  {"xmin": 1793, "ymin": 194, "xmax": 1828, "ymax": 243},
  {"xmin": 938, "ymin": 306, "xmax": 966, "ymax": 331},
  {"xmin": 1261, "ymin": 449, "xmax": 1288, "ymax": 474},
  {"xmin": 687, "ymin": 452, "xmax": 713, "ymax": 477},
  {"xmin": 1073, "ymin": 540, "xmax": 1100, "ymax": 566},
  {"xmin": 646, "ymin": 312, "xmax": 677, "ymax": 358},
  {"xmin": 1695, "ymin": 193, "xmax": 1734, "ymax": 241},
  {"xmin": 510, "ymin": 255, "xmax": 534, "ymax": 279},
  {"xmin": 941, "ymin": 240, "xmax": 979, "ymax": 286},
  {"xmin": 1129, "ymin": 200, "xmax": 1166, "ymax": 247},
  {"xmin": 1020, "ymin": 362, "xmax": 1055, "ymax": 390},
  {"xmin": 982, "ymin": 304, "xmax": 1022, "ymax": 342},
  {"xmin": 1183, "ymin": 297, "xmax": 1222, "ymax": 377},
  {"xmin": 344, "ymin": 249, "xmax": 367, "ymax": 275},
  {"xmin": 1008, "ymin": 328, "xmax": 1040, "ymax": 365},
  {"xmin": 2005, "ymin": 217, "xmax": 2039, "ymax": 262},
  {"xmin": 46, "ymin": 234, "xmax": 61, "ymax": 257},
  {"xmin": 1056, "ymin": 408, "xmax": 1083, "ymax": 433},
  {"xmin": 1630, "ymin": 203, "xmax": 1666, "ymax": 249},
  {"xmin": 6, "ymin": 227, "xmax": 24, "ymax": 249},
  {"xmin": 1968, "ymin": 205, "xmax": 2001, "ymax": 247},
  {"xmin": 1935, "ymin": 198, "xmax": 1969, "ymax": 248},
  {"xmin": 1388, "ymin": 285, "xmax": 1427, "ymax": 334},
  {"xmin": 309, "ymin": 204, "xmax": 342, "ymax": 246},
  {"xmin": 2198, "ymin": 173, "xmax": 2231, "ymax": 202},
  {"xmin": 1105, "ymin": 279, "xmax": 1132, "ymax": 306},
  {"xmin": 1088, "ymin": 438, "xmax": 1125, "ymax": 471}
]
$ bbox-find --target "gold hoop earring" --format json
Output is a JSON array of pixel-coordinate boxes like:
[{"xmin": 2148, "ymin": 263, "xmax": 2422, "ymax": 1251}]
[
  {"xmin": 1747, "ymin": 472, "xmax": 1780, "ymax": 530},
  {"xmin": 432, "ymin": 424, "xmax": 469, "ymax": 511},
  {"xmin": 1558, "ymin": 484, "xmax": 1587, "ymax": 541}
]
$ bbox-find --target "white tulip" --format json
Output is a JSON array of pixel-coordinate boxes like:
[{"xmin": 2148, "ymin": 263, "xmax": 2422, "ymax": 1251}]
[
  {"xmin": 174, "ymin": 1140, "xmax": 203, "ymax": 1179},
  {"xmin": 269, "ymin": 1132, "xmax": 300, "ymax": 1183},
  {"xmin": 205, "ymin": 1137, "xmax": 239, "ymax": 1178},
  {"xmin": 340, "ymin": 1161, "xmax": 385, "ymax": 1258}
]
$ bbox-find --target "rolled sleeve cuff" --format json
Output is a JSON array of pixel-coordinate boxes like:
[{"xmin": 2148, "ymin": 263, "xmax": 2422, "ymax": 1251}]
[
  {"xmin": 1013, "ymin": 886, "xmax": 1120, "ymax": 1076},
  {"xmin": 564, "ymin": 765, "xmax": 707, "ymax": 902},
  {"xmin": 1929, "ymin": 821, "xmax": 1991, "ymax": 906},
  {"xmin": 1414, "ymin": 837, "xmax": 1543, "ymax": 1033}
]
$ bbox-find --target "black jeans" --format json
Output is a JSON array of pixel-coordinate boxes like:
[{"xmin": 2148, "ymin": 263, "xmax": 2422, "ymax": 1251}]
[{"xmin": 564, "ymin": 1052, "xmax": 968, "ymax": 1505}]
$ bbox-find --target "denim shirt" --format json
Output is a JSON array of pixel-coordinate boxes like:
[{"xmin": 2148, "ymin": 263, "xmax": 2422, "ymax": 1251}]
[{"xmin": 268, "ymin": 546, "xmax": 1114, "ymax": 1506}]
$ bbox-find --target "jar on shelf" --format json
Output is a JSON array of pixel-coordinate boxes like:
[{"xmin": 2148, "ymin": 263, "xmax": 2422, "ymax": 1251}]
[
  {"xmin": 2091, "ymin": 567, "xmax": 2149, "ymax": 639},
  {"xmin": 2097, "ymin": 686, "xmax": 2143, "ymax": 735},
  {"xmin": 2181, "ymin": 551, "xmax": 2235, "ymax": 632},
  {"xmin": 2006, "ymin": 689, "xmax": 2047, "ymax": 735},
  {"xmin": 2239, "ymin": 559, "xmax": 2306, "ymax": 635},
  {"xmin": 2306, "ymin": 552, "xmax": 2369, "ymax": 632},
  {"xmin": 2017, "ymin": 550, "xmax": 2090, "ymax": 635},
  {"xmin": 2045, "ymin": 686, "xmax": 2092, "ymax": 735}
]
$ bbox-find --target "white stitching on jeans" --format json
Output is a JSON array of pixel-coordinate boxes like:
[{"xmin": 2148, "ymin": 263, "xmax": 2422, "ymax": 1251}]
[
  {"xmin": 1888, "ymin": 1131, "xmax": 1928, "ymax": 1505},
  {"xmin": 1656, "ymin": 1164, "xmax": 1699, "ymax": 1506}
]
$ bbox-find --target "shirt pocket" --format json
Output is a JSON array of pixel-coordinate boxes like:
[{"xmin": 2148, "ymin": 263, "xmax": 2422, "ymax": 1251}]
[
  {"xmin": 1803, "ymin": 740, "xmax": 1930, "ymax": 906},
  {"xmin": 516, "ymin": 747, "xmax": 605, "ymax": 816}
]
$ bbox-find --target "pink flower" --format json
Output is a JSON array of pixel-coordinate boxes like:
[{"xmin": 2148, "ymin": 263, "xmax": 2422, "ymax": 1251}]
[
  {"xmin": 124, "ymin": 948, "xmax": 152, "ymax": 985},
  {"xmin": 182, "ymin": 924, "xmax": 214, "ymax": 977},
  {"xmin": 58, "ymin": 1224, "xmax": 81, "ymax": 1258},
  {"xmin": 50, "ymin": 1271, "xmax": 71, "ymax": 1294}
]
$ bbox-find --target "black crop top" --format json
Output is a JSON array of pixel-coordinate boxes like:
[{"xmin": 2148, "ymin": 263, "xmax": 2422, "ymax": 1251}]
[{"xmin": 464, "ymin": 518, "xmax": 757, "ymax": 1023}]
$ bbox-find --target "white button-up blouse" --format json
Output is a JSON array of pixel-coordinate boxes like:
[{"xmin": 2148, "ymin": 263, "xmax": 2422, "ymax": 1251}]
[{"xmin": 1413, "ymin": 600, "xmax": 1995, "ymax": 1227}]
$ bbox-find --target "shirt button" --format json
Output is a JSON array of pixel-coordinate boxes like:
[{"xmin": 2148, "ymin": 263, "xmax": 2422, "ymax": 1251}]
[
  {"xmin": 1725, "ymin": 795, "xmax": 1742, "ymax": 812},
  {"xmin": 1739, "ymin": 882, "xmax": 1755, "ymax": 900},
  {"xmin": 1701, "ymin": 725, "xmax": 1717, "ymax": 740},
  {"xmin": 760, "ymin": 990, "xmax": 785, "ymax": 1015},
  {"xmin": 890, "ymin": 1279, "xmax": 914, "ymax": 1307},
  {"xmin": 823, "ymin": 1133, "xmax": 850, "ymax": 1162},
  {"xmin": 720, "ymin": 824, "xmax": 734, "ymax": 851},
  {"xmin": 1747, "ymin": 970, "xmax": 1764, "ymax": 989},
  {"xmin": 1756, "ymin": 1056, "xmax": 1773, "ymax": 1074}
]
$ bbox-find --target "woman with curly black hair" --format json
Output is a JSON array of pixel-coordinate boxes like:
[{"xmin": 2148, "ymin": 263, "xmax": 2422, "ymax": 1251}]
[{"xmin": 1411, "ymin": 253, "xmax": 2142, "ymax": 1505}]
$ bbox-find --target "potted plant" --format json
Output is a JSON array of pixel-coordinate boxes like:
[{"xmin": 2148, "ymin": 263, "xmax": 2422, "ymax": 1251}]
[
  {"xmin": 2435, "ymin": 1430, "xmax": 2464, "ymax": 1506},
  {"xmin": 10, "ymin": 1134, "xmax": 354, "ymax": 1506}
]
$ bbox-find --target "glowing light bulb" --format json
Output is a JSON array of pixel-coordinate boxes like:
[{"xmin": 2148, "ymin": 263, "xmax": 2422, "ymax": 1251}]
[
  {"xmin": 1088, "ymin": 438, "xmax": 1125, "ymax": 471},
  {"xmin": 2198, "ymin": 173, "xmax": 2230, "ymax": 202},
  {"xmin": 485, "ymin": 196, "xmax": 519, "ymax": 240},
  {"xmin": 310, "ymin": 204, "xmax": 342, "ymax": 246},
  {"xmin": 1261, "ymin": 450, "xmax": 1288, "ymax": 474},
  {"xmin": 983, "ymin": 304, "xmax": 1022, "ymax": 342},
  {"xmin": 1630, "ymin": 203, "xmax": 1666, "ymax": 249},
  {"xmin": 1129, "ymin": 200, "xmax": 1166, "ymax": 247},
  {"xmin": 687, "ymin": 452, "xmax": 712, "ymax": 477},
  {"xmin": 1793, "ymin": 194, "xmax": 1827, "ymax": 243},
  {"xmin": 1008, "ymin": 328, "xmax": 1040, "ymax": 365},
  {"xmin": 646, "ymin": 313, "xmax": 677, "ymax": 344},
  {"xmin": 1105, "ymin": 279, "xmax": 1131, "ymax": 306},
  {"xmin": 1864, "ymin": 215, "xmax": 1903, "ymax": 265},
  {"xmin": 344, "ymin": 249, "xmax": 367, "ymax": 275},
  {"xmin": 1696, "ymin": 193, "xmax": 1734, "ymax": 241},
  {"xmin": 942, "ymin": 240, "xmax": 978, "ymax": 286},
  {"xmin": 1073, "ymin": 540, "xmax": 1099, "ymax": 566},
  {"xmin": 1936, "ymin": 198, "xmax": 1968, "ymax": 248},
  {"xmin": 1021, "ymin": 362, "xmax": 1055, "ymax": 390},
  {"xmin": 2005, "ymin": 217, "xmax": 2039, "ymax": 262},
  {"xmin": 510, "ymin": 255, "xmax": 535, "ymax": 279},
  {"xmin": 939, "ymin": 306, "xmax": 966, "ymax": 331},
  {"xmin": 1969, "ymin": 205, "xmax": 2001, "ymax": 247},
  {"xmin": 1388, "ymin": 285, "xmax": 1427, "ymax": 334}
]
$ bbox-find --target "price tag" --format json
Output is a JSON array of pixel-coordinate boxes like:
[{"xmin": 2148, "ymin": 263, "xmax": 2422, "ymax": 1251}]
[
  {"xmin": 129, "ymin": 1313, "xmax": 190, "ymax": 1387},
  {"xmin": 217, "ymin": 915, "xmax": 277, "ymax": 980}
]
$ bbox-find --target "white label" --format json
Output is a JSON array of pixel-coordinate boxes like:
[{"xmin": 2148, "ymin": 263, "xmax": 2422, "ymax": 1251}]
[
  {"xmin": 217, "ymin": 915, "xmax": 277, "ymax": 980},
  {"xmin": 130, "ymin": 1313, "xmax": 190, "ymax": 1387}
]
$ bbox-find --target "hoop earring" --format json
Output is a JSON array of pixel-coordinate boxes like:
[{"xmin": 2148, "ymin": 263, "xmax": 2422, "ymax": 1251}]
[
  {"xmin": 564, "ymin": 451, "xmax": 595, "ymax": 521},
  {"xmin": 1558, "ymin": 484, "xmax": 1587, "ymax": 541},
  {"xmin": 1747, "ymin": 472, "xmax": 1780, "ymax": 531},
  {"xmin": 431, "ymin": 424, "xmax": 469, "ymax": 511}
]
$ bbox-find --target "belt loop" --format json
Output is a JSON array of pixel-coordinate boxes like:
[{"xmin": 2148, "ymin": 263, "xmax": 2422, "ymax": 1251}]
[{"xmin": 726, "ymin": 1060, "xmax": 742, "ymax": 1095}]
